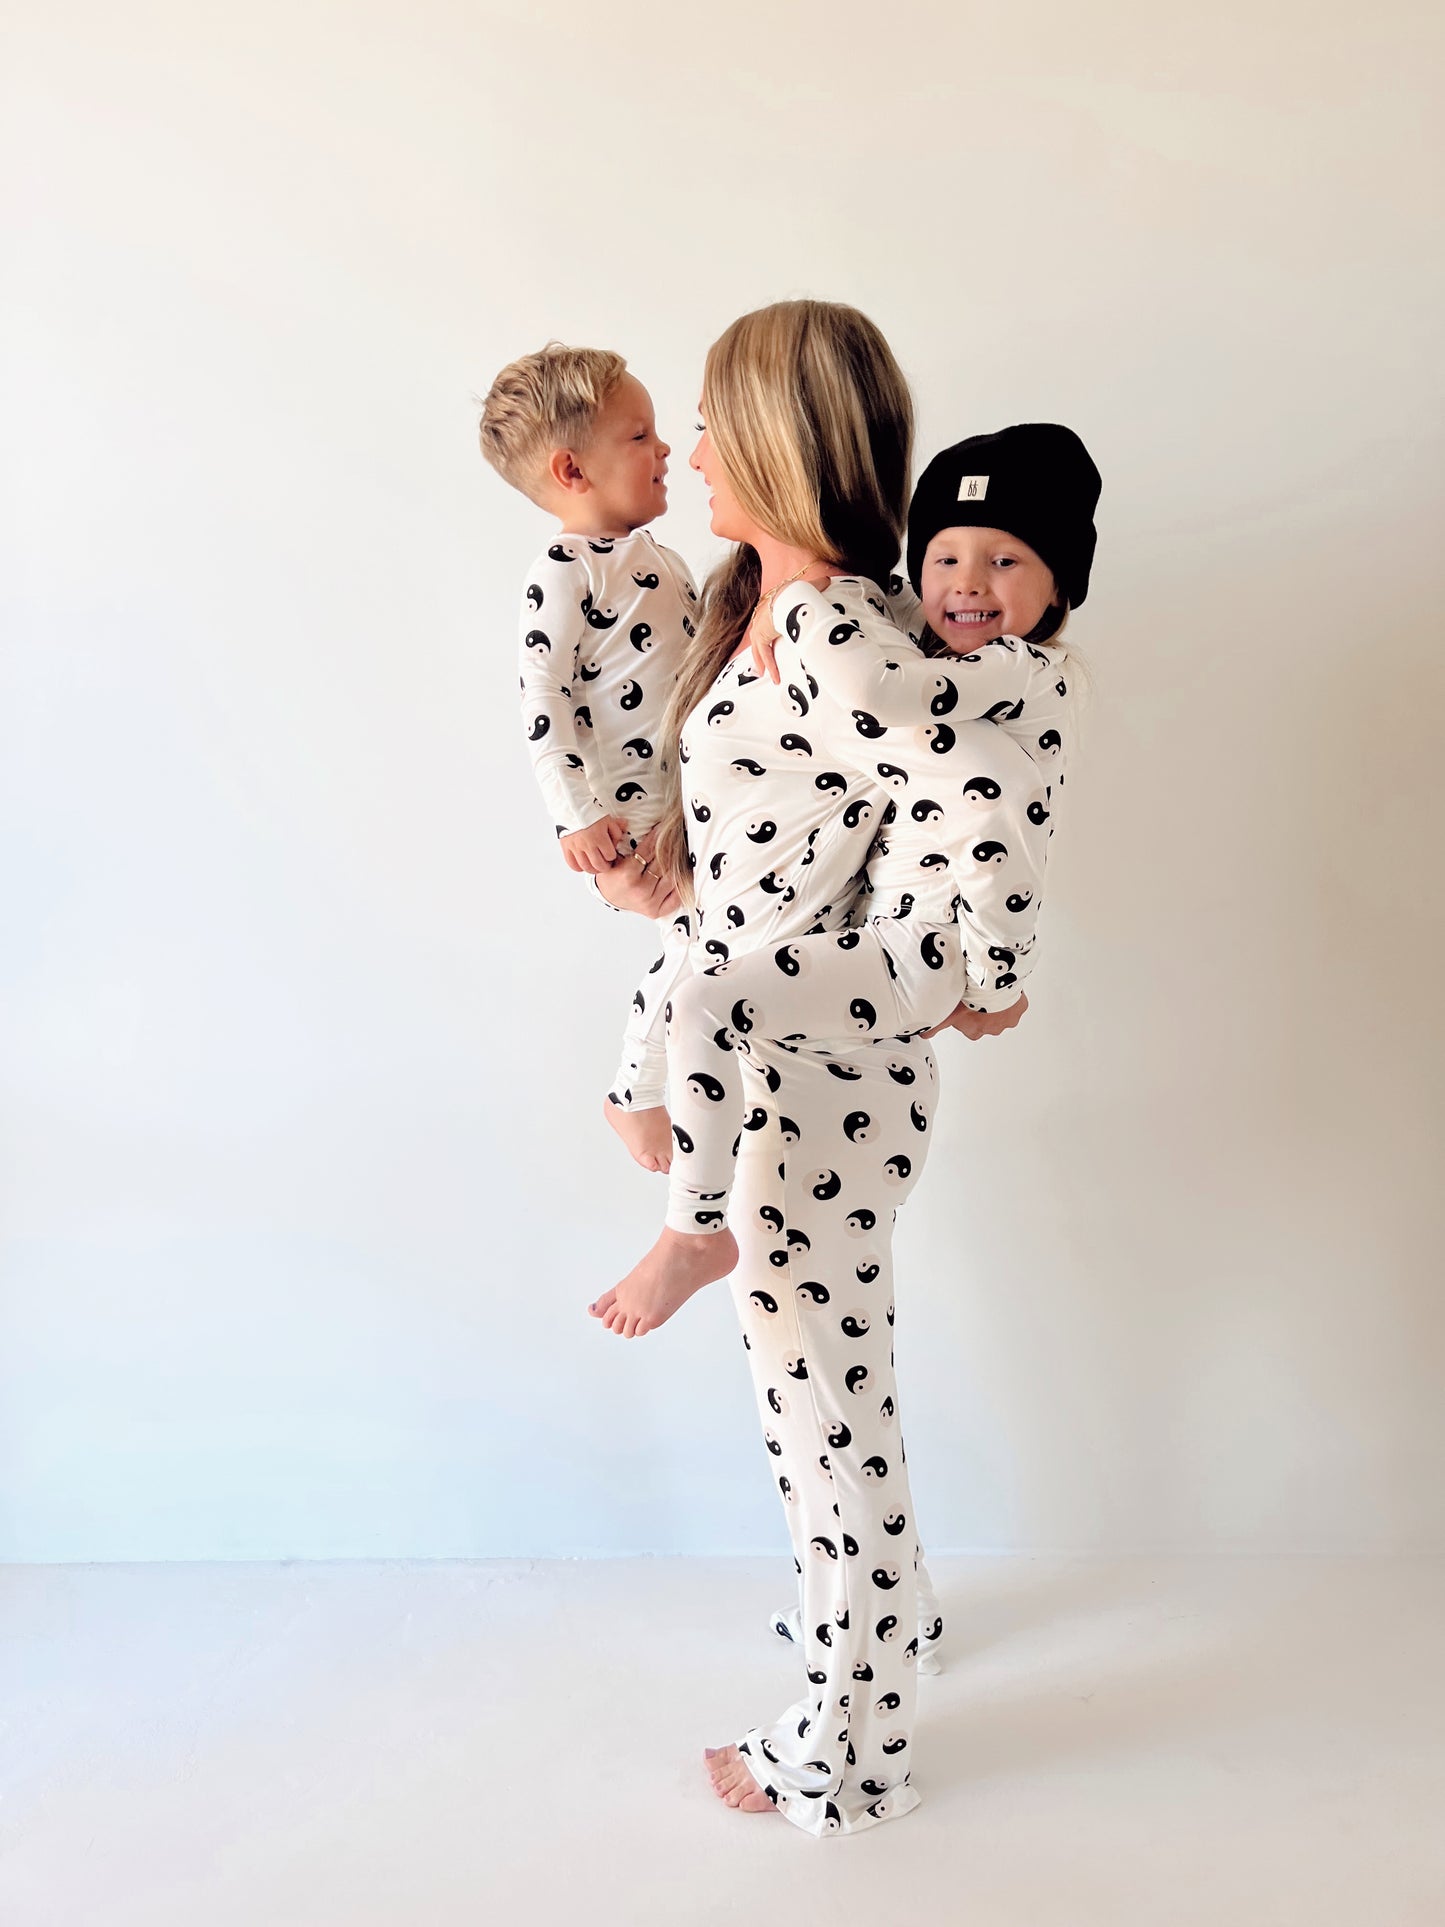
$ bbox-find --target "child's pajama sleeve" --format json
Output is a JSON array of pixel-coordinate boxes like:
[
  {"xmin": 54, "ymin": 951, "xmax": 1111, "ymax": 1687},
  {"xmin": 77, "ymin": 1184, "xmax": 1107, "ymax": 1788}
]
[
  {"xmin": 517, "ymin": 545, "xmax": 606, "ymax": 836},
  {"xmin": 770, "ymin": 579, "xmax": 1033, "ymax": 730}
]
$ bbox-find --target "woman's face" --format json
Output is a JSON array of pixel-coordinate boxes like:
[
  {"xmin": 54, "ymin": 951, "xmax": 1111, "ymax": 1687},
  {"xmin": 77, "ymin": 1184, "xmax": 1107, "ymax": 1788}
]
[
  {"xmin": 919, "ymin": 526, "xmax": 1057, "ymax": 650},
  {"xmin": 690, "ymin": 411, "xmax": 755, "ymax": 545}
]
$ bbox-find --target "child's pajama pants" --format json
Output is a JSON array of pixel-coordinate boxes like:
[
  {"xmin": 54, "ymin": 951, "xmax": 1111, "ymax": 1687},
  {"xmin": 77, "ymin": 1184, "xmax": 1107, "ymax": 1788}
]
[{"xmin": 606, "ymin": 907, "xmax": 693, "ymax": 1112}]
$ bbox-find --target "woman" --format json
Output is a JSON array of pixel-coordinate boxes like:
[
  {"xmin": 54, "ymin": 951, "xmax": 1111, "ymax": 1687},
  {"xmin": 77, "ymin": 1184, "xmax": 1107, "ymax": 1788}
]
[{"xmin": 593, "ymin": 300, "xmax": 946, "ymax": 1835}]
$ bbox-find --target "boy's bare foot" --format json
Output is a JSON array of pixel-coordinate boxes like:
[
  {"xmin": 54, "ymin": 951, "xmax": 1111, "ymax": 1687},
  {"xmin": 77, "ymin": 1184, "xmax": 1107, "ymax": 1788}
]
[
  {"xmin": 704, "ymin": 1744, "xmax": 777, "ymax": 1814},
  {"xmin": 588, "ymin": 1226, "xmax": 739, "ymax": 1338},
  {"xmin": 604, "ymin": 1096, "xmax": 673, "ymax": 1174}
]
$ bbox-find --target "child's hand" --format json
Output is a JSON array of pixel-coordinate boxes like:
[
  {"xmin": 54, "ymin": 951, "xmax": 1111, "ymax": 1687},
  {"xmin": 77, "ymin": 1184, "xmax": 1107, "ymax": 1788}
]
[
  {"xmin": 921, "ymin": 992, "xmax": 1028, "ymax": 1041},
  {"xmin": 561, "ymin": 815, "xmax": 630, "ymax": 874}
]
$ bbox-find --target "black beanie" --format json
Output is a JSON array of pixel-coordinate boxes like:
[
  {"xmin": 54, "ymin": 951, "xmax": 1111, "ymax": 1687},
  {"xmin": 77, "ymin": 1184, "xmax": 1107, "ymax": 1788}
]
[{"xmin": 905, "ymin": 423, "xmax": 1102, "ymax": 606}]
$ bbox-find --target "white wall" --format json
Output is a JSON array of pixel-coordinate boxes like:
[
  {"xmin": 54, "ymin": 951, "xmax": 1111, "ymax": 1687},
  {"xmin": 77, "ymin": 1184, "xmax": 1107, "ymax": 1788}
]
[{"xmin": 3, "ymin": 0, "xmax": 1442, "ymax": 1561}]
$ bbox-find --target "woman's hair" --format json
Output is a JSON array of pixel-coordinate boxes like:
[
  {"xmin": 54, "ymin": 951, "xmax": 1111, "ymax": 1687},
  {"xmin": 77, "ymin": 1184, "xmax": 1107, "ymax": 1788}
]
[
  {"xmin": 653, "ymin": 301, "xmax": 913, "ymax": 897},
  {"xmin": 478, "ymin": 342, "xmax": 626, "ymax": 504}
]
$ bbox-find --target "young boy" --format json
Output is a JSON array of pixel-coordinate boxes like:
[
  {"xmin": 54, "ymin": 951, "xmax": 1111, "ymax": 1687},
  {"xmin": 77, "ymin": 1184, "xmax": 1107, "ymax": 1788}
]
[
  {"xmin": 594, "ymin": 421, "xmax": 1101, "ymax": 1334},
  {"xmin": 479, "ymin": 344, "xmax": 699, "ymax": 1169}
]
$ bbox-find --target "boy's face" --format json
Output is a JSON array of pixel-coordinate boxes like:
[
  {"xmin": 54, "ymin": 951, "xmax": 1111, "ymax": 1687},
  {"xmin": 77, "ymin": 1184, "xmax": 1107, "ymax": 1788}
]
[
  {"xmin": 919, "ymin": 526, "xmax": 1057, "ymax": 650},
  {"xmin": 572, "ymin": 374, "xmax": 670, "ymax": 530}
]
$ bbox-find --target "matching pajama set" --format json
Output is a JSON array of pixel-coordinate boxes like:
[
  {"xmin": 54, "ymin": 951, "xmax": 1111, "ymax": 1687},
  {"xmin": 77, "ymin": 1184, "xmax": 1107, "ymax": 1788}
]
[
  {"xmin": 666, "ymin": 591, "xmax": 1003, "ymax": 1836},
  {"xmin": 664, "ymin": 575, "xmax": 1071, "ymax": 1243},
  {"xmin": 516, "ymin": 528, "xmax": 698, "ymax": 1107}
]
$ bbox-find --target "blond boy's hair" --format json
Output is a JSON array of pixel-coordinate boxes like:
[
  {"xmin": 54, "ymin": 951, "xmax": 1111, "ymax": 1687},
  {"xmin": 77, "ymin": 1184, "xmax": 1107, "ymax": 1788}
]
[{"xmin": 478, "ymin": 343, "xmax": 628, "ymax": 505}]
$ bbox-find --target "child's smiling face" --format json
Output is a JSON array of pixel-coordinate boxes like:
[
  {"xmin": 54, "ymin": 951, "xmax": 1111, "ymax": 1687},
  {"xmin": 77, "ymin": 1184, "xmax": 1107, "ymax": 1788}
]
[
  {"xmin": 570, "ymin": 373, "xmax": 670, "ymax": 531},
  {"xmin": 920, "ymin": 526, "xmax": 1057, "ymax": 650}
]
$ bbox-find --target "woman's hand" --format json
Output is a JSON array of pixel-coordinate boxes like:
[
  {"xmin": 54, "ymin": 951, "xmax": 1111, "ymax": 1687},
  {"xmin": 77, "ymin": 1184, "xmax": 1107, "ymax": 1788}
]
[
  {"xmin": 749, "ymin": 564, "xmax": 836, "ymax": 683},
  {"xmin": 595, "ymin": 845, "xmax": 681, "ymax": 918},
  {"xmin": 920, "ymin": 992, "xmax": 1028, "ymax": 1041}
]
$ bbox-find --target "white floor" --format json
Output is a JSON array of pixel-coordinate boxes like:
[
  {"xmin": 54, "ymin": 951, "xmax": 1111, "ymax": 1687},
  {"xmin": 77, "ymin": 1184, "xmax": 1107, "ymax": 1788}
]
[{"xmin": 2, "ymin": 1556, "xmax": 1443, "ymax": 1926}]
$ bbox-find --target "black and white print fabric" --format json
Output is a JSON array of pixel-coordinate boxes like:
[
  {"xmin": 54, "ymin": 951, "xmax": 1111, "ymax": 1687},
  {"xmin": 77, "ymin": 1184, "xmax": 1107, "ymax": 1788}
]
[
  {"xmin": 517, "ymin": 527, "xmax": 697, "ymax": 838},
  {"xmin": 784, "ymin": 573, "xmax": 1071, "ymax": 1008},
  {"xmin": 663, "ymin": 575, "xmax": 1071, "ymax": 1239},
  {"xmin": 608, "ymin": 908, "xmax": 693, "ymax": 1112},
  {"xmin": 516, "ymin": 527, "xmax": 698, "ymax": 1111},
  {"xmin": 727, "ymin": 1043, "xmax": 939, "ymax": 1836},
  {"xmin": 667, "ymin": 609, "xmax": 949, "ymax": 1835}
]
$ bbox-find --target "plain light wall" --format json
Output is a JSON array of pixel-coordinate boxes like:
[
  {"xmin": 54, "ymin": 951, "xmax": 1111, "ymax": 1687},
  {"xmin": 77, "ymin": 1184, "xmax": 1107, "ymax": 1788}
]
[{"xmin": 3, "ymin": 0, "xmax": 1442, "ymax": 1562}]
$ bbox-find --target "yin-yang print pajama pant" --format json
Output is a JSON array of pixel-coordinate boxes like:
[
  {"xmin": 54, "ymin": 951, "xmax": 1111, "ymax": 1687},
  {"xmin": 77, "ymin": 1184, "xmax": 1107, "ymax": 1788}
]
[
  {"xmin": 725, "ymin": 1028, "xmax": 941, "ymax": 1836},
  {"xmin": 663, "ymin": 916, "xmax": 963, "ymax": 1233}
]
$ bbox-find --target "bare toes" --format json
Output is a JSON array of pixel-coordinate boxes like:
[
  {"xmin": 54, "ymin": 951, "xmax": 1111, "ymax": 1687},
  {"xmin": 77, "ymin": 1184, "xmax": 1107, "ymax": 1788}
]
[{"xmin": 702, "ymin": 1741, "xmax": 773, "ymax": 1815}]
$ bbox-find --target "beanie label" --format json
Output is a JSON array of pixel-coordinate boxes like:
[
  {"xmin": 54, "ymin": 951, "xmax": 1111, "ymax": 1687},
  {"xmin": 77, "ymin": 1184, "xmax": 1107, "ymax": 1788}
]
[{"xmin": 957, "ymin": 475, "xmax": 990, "ymax": 501}]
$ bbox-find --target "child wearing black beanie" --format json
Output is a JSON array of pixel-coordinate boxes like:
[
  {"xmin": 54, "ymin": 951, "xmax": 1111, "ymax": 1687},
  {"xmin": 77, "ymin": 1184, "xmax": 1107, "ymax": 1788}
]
[
  {"xmin": 754, "ymin": 418, "xmax": 1098, "ymax": 997},
  {"xmin": 900, "ymin": 422, "xmax": 1100, "ymax": 653},
  {"xmin": 647, "ymin": 424, "xmax": 1099, "ymax": 1282}
]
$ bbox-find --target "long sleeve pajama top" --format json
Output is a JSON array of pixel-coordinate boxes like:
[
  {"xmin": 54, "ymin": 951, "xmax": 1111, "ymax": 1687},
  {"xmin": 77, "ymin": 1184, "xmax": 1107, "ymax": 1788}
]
[
  {"xmin": 517, "ymin": 528, "xmax": 697, "ymax": 840},
  {"xmin": 770, "ymin": 575, "xmax": 1072, "ymax": 1010}
]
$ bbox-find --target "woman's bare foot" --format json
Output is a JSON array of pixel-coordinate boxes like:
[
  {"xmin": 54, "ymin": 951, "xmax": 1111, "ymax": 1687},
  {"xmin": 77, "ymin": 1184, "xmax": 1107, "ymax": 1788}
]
[
  {"xmin": 704, "ymin": 1744, "xmax": 776, "ymax": 1814},
  {"xmin": 588, "ymin": 1226, "xmax": 739, "ymax": 1338},
  {"xmin": 604, "ymin": 1096, "xmax": 673, "ymax": 1174}
]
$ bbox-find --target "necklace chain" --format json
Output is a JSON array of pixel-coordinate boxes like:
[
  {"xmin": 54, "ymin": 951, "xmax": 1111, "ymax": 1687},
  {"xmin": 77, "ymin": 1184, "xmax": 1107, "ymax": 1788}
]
[
  {"xmin": 749, "ymin": 560, "xmax": 826, "ymax": 650},
  {"xmin": 761, "ymin": 561, "xmax": 821, "ymax": 609}
]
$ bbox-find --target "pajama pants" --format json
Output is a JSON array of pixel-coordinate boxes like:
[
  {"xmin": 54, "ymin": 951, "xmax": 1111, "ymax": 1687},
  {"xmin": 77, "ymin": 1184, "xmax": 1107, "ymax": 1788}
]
[
  {"xmin": 726, "ymin": 1029, "xmax": 940, "ymax": 1836},
  {"xmin": 770, "ymin": 1564, "xmax": 944, "ymax": 1679},
  {"xmin": 664, "ymin": 915, "xmax": 963, "ymax": 1234},
  {"xmin": 605, "ymin": 908, "xmax": 693, "ymax": 1112}
]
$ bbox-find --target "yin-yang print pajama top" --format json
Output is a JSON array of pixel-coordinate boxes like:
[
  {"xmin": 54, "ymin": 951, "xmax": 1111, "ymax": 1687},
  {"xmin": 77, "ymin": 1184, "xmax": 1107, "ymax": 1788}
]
[
  {"xmin": 665, "ymin": 574, "xmax": 1071, "ymax": 1234},
  {"xmin": 673, "ymin": 609, "xmax": 949, "ymax": 1837},
  {"xmin": 517, "ymin": 527, "xmax": 699, "ymax": 1108}
]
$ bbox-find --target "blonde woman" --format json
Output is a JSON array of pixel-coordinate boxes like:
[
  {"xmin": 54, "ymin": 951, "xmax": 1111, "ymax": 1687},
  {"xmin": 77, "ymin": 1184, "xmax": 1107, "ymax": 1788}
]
[{"xmin": 590, "ymin": 301, "xmax": 949, "ymax": 1835}]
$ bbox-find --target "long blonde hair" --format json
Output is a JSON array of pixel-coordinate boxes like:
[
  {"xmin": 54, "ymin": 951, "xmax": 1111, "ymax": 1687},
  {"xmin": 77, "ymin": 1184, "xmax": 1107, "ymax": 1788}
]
[{"xmin": 654, "ymin": 301, "xmax": 913, "ymax": 897}]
